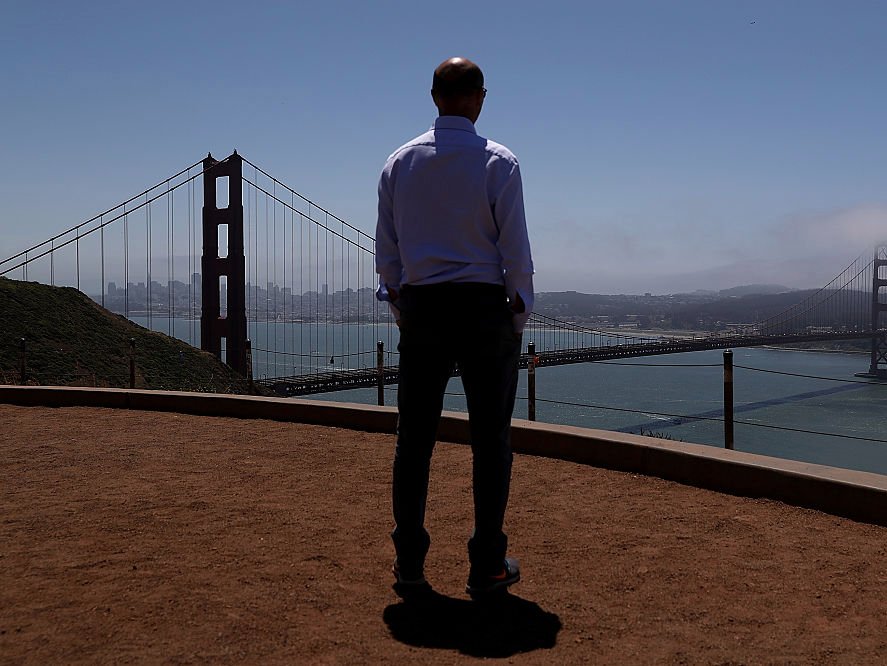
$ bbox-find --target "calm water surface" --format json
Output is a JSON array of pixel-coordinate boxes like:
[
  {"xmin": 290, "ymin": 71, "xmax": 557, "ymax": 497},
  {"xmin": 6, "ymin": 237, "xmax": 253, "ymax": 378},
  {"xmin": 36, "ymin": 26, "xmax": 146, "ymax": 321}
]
[{"xmin": 133, "ymin": 317, "xmax": 887, "ymax": 475}]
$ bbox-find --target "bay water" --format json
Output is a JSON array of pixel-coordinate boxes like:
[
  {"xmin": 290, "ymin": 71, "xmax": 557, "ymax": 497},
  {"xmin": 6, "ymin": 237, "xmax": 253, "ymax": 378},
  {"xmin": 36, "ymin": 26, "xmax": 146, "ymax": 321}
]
[{"xmin": 132, "ymin": 317, "xmax": 887, "ymax": 476}]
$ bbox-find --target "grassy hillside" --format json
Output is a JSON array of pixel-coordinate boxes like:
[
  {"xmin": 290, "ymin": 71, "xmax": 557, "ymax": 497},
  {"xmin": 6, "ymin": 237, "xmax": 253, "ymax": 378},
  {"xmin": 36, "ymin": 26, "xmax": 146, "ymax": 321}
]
[{"xmin": 0, "ymin": 277, "xmax": 251, "ymax": 393}]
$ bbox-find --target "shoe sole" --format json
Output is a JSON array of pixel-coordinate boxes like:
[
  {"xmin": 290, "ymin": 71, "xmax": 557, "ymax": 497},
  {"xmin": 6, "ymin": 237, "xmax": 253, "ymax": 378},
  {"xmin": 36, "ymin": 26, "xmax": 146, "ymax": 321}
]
[{"xmin": 465, "ymin": 571, "xmax": 520, "ymax": 598}]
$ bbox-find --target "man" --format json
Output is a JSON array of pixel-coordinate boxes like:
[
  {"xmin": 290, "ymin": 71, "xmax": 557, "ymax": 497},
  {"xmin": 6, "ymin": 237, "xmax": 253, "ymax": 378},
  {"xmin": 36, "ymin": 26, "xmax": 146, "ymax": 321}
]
[{"xmin": 375, "ymin": 57, "xmax": 534, "ymax": 598}]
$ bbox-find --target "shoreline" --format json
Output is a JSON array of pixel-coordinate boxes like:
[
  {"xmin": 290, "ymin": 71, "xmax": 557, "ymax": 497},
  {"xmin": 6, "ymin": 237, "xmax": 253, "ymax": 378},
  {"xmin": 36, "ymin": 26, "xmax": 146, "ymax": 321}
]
[{"xmin": 760, "ymin": 345, "xmax": 868, "ymax": 356}]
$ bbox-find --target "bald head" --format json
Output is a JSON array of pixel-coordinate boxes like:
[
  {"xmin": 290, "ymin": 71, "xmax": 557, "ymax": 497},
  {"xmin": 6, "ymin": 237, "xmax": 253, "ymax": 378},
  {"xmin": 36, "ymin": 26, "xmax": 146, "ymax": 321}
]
[
  {"xmin": 432, "ymin": 57, "xmax": 484, "ymax": 96},
  {"xmin": 431, "ymin": 57, "xmax": 486, "ymax": 122}
]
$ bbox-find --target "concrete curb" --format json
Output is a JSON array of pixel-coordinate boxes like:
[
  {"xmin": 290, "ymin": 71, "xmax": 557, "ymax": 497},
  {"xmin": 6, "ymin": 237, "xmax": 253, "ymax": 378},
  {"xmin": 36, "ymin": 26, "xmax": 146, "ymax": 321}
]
[{"xmin": 3, "ymin": 385, "xmax": 886, "ymax": 527}]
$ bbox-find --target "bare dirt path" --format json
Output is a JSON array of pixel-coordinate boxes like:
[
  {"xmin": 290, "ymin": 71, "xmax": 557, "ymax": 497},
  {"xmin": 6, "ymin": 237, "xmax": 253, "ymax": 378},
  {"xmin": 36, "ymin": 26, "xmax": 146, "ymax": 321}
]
[{"xmin": 1, "ymin": 404, "xmax": 886, "ymax": 664}]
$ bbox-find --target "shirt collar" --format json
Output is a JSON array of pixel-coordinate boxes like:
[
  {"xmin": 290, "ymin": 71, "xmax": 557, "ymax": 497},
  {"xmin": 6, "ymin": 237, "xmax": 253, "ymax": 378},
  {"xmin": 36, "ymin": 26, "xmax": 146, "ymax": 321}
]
[{"xmin": 432, "ymin": 115, "xmax": 477, "ymax": 134}]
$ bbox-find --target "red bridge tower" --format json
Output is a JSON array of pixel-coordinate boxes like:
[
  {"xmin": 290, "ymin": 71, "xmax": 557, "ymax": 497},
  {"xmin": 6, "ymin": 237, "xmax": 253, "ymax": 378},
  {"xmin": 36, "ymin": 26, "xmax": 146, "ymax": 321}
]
[{"xmin": 200, "ymin": 152, "xmax": 248, "ymax": 375}]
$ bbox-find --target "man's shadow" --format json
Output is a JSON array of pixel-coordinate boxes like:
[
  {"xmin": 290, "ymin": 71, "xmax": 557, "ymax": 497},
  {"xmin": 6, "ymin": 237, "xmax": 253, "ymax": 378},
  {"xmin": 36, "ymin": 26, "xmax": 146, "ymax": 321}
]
[{"xmin": 383, "ymin": 590, "xmax": 562, "ymax": 658}]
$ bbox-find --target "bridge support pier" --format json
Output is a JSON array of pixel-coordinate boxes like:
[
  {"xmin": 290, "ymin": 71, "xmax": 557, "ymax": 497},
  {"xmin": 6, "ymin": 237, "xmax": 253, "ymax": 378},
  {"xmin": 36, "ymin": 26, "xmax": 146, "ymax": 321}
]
[
  {"xmin": 527, "ymin": 341, "xmax": 536, "ymax": 421},
  {"xmin": 376, "ymin": 341, "xmax": 385, "ymax": 406},
  {"xmin": 868, "ymin": 245, "xmax": 887, "ymax": 379},
  {"xmin": 201, "ymin": 152, "xmax": 248, "ymax": 375},
  {"xmin": 723, "ymin": 350, "xmax": 734, "ymax": 450}
]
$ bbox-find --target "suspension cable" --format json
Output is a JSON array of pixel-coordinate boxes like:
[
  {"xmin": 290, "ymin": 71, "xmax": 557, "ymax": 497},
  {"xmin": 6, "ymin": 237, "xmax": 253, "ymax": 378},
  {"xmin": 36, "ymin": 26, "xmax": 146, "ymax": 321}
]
[
  {"xmin": 0, "ymin": 158, "xmax": 230, "ymax": 276},
  {"xmin": 0, "ymin": 158, "xmax": 204, "ymax": 269}
]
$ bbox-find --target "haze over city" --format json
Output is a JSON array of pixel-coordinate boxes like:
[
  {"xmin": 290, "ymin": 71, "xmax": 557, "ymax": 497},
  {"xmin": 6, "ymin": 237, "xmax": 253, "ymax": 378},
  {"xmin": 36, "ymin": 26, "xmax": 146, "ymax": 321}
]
[{"xmin": 3, "ymin": 1, "xmax": 886, "ymax": 294}]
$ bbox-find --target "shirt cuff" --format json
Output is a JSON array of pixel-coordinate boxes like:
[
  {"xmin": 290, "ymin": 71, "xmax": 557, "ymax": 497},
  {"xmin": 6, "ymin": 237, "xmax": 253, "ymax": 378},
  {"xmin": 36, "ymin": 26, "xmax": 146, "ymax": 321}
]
[{"xmin": 376, "ymin": 282, "xmax": 399, "ymax": 303}]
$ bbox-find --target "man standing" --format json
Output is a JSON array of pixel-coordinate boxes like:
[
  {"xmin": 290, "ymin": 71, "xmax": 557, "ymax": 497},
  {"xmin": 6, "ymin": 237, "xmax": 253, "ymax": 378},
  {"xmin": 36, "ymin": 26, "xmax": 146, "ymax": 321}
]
[{"xmin": 375, "ymin": 57, "xmax": 534, "ymax": 598}]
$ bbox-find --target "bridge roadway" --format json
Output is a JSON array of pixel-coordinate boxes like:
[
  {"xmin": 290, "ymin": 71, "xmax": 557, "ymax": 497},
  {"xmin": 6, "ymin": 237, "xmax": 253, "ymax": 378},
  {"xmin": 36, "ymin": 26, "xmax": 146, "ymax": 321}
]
[{"xmin": 258, "ymin": 330, "xmax": 879, "ymax": 397}]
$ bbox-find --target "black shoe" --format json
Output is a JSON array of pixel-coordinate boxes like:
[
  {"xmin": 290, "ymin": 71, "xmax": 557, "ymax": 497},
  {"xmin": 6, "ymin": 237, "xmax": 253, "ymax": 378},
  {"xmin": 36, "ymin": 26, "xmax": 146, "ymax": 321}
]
[
  {"xmin": 392, "ymin": 559, "xmax": 431, "ymax": 598},
  {"xmin": 466, "ymin": 557, "xmax": 520, "ymax": 598}
]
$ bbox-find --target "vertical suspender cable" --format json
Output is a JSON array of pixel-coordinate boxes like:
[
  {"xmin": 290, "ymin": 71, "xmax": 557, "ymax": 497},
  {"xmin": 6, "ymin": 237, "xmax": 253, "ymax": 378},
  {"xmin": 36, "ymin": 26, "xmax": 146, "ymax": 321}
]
[
  {"xmin": 307, "ymin": 207, "xmax": 312, "ymax": 373},
  {"xmin": 167, "ymin": 180, "xmax": 172, "ymax": 337},
  {"xmin": 314, "ymin": 204, "xmax": 319, "ymax": 373},
  {"xmin": 250, "ymin": 168, "xmax": 256, "ymax": 374},
  {"xmin": 282, "ymin": 185, "xmax": 287, "ymax": 362},
  {"xmin": 300, "ymin": 211, "xmax": 304, "ymax": 373},
  {"xmin": 291, "ymin": 197, "xmax": 296, "ymax": 371},
  {"xmin": 192, "ymin": 172, "xmax": 198, "ymax": 345},
  {"xmin": 246, "ymin": 178, "xmax": 251, "ymax": 337},
  {"xmin": 254, "ymin": 166, "xmax": 259, "ymax": 354},
  {"xmin": 273, "ymin": 180, "xmax": 278, "ymax": 378},
  {"xmin": 325, "ymin": 211, "xmax": 329, "ymax": 368},
  {"xmin": 339, "ymin": 220, "xmax": 344, "ymax": 366},
  {"xmin": 171, "ymin": 185, "xmax": 175, "ymax": 337},
  {"xmin": 187, "ymin": 172, "xmax": 193, "ymax": 345},
  {"xmin": 76, "ymin": 228, "xmax": 80, "ymax": 291},
  {"xmin": 124, "ymin": 208, "xmax": 129, "ymax": 319},
  {"xmin": 338, "ymin": 223, "xmax": 343, "ymax": 367},
  {"xmin": 323, "ymin": 211, "xmax": 336, "ymax": 358},
  {"xmin": 146, "ymin": 194, "xmax": 152, "ymax": 331},
  {"xmin": 265, "ymin": 187, "xmax": 270, "ymax": 377},
  {"xmin": 100, "ymin": 215, "xmax": 105, "ymax": 308},
  {"xmin": 339, "ymin": 219, "xmax": 342, "ymax": 366}
]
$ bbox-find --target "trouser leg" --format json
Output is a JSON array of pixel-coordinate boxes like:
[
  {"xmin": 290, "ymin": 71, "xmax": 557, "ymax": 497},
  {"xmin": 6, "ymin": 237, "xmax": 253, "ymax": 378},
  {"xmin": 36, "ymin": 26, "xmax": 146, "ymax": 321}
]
[
  {"xmin": 391, "ymin": 321, "xmax": 452, "ymax": 574},
  {"xmin": 460, "ymin": 318, "xmax": 521, "ymax": 575}
]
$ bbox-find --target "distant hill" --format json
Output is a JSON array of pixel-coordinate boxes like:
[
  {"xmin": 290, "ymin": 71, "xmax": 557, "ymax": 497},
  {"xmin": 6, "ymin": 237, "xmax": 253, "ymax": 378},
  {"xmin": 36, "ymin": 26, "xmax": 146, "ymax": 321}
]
[
  {"xmin": 0, "ymin": 277, "xmax": 250, "ymax": 392},
  {"xmin": 668, "ymin": 290, "xmax": 820, "ymax": 327},
  {"xmin": 534, "ymin": 286, "xmax": 864, "ymax": 333},
  {"xmin": 717, "ymin": 284, "xmax": 794, "ymax": 297}
]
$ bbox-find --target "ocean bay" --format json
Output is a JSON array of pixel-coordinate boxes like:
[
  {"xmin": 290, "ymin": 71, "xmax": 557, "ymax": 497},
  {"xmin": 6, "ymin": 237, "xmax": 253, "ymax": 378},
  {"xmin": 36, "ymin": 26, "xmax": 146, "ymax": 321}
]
[{"xmin": 132, "ymin": 317, "xmax": 887, "ymax": 476}]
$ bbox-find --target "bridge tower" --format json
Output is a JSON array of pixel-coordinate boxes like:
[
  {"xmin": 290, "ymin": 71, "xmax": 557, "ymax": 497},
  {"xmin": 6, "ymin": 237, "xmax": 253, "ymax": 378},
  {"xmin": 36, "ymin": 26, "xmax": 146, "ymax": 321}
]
[
  {"xmin": 869, "ymin": 244, "xmax": 887, "ymax": 379},
  {"xmin": 201, "ymin": 152, "xmax": 248, "ymax": 375}
]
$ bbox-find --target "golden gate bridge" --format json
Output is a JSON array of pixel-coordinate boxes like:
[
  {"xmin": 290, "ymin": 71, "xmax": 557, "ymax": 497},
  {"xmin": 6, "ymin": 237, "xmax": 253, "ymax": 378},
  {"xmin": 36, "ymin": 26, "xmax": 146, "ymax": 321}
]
[{"xmin": 2, "ymin": 151, "xmax": 886, "ymax": 396}]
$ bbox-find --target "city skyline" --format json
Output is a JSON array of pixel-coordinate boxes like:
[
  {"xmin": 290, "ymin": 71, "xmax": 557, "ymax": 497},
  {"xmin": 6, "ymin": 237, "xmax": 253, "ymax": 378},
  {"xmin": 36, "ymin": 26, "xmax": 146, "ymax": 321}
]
[{"xmin": 97, "ymin": 274, "xmax": 387, "ymax": 322}]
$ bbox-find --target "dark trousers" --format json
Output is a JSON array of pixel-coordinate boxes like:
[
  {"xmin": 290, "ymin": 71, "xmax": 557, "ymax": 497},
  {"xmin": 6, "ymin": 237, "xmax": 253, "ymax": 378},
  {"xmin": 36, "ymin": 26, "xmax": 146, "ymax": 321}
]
[{"xmin": 391, "ymin": 282, "xmax": 521, "ymax": 577}]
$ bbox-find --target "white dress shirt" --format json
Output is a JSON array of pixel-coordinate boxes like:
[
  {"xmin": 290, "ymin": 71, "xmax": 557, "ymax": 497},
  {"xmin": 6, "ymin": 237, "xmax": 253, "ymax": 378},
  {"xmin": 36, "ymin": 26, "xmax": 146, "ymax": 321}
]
[{"xmin": 375, "ymin": 115, "xmax": 535, "ymax": 332}]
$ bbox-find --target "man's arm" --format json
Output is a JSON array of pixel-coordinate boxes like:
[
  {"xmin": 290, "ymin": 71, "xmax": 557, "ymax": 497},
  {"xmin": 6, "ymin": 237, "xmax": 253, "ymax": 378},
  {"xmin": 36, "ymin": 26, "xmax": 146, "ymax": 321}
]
[
  {"xmin": 494, "ymin": 161, "xmax": 534, "ymax": 333},
  {"xmin": 375, "ymin": 164, "xmax": 403, "ymax": 319}
]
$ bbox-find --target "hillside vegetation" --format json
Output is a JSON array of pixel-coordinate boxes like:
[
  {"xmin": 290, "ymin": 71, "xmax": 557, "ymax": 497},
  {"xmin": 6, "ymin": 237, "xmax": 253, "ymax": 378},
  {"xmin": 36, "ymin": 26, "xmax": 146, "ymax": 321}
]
[{"xmin": 0, "ymin": 277, "xmax": 251, "ymax": 393}]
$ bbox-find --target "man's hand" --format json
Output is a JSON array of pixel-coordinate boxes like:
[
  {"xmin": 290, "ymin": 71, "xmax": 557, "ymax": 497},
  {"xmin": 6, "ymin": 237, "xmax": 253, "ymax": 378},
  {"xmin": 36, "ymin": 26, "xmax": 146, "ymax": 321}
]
[
  {"xmin": 510, "ymin": 292, "xmax": 525, "ymax": 314},
  {"xmin": 388, "ymin": 287, "xmax": 399, "ymax": 303}
]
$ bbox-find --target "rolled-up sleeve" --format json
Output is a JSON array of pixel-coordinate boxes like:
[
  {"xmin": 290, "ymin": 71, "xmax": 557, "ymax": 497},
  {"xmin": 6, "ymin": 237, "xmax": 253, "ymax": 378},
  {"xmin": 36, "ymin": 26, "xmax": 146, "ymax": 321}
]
[{"xmin": 494, "ymin": 162, "xmax": 535, "ymax": 333}]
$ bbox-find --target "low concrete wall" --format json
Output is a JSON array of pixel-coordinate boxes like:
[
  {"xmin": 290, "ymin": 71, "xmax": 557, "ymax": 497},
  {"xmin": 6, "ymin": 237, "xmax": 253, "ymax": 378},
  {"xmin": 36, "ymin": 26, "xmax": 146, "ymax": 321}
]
[
  {"xmin": 0, "ymin": 386, "xmax": 398, "ymax": 433},
  {"xmin": 3, "ymin": 385, "xmax": 886, "ymax": 527}
]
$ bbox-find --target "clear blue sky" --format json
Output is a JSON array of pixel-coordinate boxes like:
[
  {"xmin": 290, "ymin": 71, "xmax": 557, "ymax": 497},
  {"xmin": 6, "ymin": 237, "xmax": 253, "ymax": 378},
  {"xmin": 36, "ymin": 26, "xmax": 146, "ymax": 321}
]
[{"xmin": 2, "ymin": 0, "xmax": 886, "ymax": 293}]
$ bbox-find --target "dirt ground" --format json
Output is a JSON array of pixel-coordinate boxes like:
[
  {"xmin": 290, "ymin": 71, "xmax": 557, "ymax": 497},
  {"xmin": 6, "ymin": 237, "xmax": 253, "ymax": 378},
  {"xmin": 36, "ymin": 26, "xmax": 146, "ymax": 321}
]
[{"xmin": 1, "ymin": 404, "xmax": 886, "ymax": 665}]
